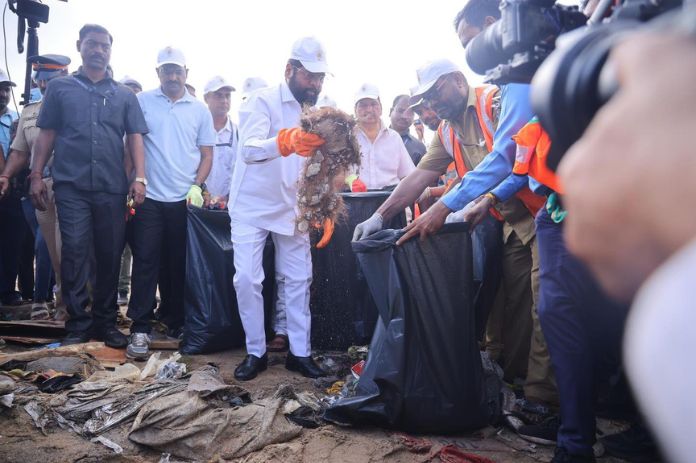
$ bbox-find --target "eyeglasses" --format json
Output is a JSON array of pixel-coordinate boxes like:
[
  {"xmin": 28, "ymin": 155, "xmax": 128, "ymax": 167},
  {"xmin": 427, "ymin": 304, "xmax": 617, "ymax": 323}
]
[
  {"xmin": 421, "ymin": 75, "xmax": 450, "ymax": 103},
  {"xmin": 293, "ymin": 65, "xmax": 325, "ymax": 84}
]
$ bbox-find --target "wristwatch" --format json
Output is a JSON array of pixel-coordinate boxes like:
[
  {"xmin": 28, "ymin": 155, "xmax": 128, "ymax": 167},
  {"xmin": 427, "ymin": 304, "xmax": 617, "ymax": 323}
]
[
  {"xmin": 135, "ymin": 177, "xmax": 148, "ymax": 186},
  {"xmin": 196, "ymin": 182, "xmax": 207, "ymax": 191}
]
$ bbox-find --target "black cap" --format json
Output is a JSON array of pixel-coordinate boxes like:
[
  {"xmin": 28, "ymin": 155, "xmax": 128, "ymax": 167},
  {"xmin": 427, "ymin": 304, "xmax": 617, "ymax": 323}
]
[{"xmin": 29, "ymin": 54, "xmax": 71, "ymax": 81}]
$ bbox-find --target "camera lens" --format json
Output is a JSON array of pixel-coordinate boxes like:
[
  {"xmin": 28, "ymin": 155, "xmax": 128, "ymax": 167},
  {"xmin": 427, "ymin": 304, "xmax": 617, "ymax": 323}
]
[{"xmin": 531, "ymin": 21, "xmax": 638, "ymax": 170}]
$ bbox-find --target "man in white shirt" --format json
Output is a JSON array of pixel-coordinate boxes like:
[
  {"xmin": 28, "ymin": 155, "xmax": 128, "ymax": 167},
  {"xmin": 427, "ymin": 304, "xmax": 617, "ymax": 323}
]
[
  {"xmin": 203, "ymin": 76, "xmax": 237, "ymax": 201},
  {"xmin": 350, "ymin": 84, "xmax": 415, "ymax": 191},
  {"xmin": 228, "ymin": 36, "xmax": 329, "ymax": 381},
  {"xmin": 127, "ymin": 47, "xmax": 215, "ymax": 359}
]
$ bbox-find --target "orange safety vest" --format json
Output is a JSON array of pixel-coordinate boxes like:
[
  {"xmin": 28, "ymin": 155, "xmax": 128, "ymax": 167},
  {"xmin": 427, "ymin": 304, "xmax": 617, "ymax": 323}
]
[
  {"xmin": 437, "ymin": 86, "xmax": 545, "ymax": 219},
  {"xmin": 512, "ymin": 117, "xmax": 563, "ymax": 194}
]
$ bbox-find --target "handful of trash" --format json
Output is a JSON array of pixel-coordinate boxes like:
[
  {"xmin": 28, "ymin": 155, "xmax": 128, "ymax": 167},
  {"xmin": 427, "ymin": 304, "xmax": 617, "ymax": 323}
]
[{"xmin": 296, "ymin": 107, "xmax": 361, "ymax": 248}]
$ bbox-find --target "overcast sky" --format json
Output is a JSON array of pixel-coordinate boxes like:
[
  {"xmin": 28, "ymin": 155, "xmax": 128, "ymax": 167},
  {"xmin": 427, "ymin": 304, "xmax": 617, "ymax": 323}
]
[{"xmin": 2, "ymin": 0, "xmax": 482, "ymax": 119}]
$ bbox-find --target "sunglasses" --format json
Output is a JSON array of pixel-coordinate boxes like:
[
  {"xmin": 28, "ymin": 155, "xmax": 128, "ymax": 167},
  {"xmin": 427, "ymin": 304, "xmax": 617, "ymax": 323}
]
[{"xmin": 421, "ymin": 75, "xmax": 451, "ymax": 103}]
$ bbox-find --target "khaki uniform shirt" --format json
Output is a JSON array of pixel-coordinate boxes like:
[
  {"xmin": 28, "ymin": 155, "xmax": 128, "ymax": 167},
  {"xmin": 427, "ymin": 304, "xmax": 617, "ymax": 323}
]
[
  {"xmin": 416, "ymin": 87, "xmax": 536, "ymax": 244},
  {"xmin": 10, "ymin": 101, "xmax": 43, "ymax": 169}
]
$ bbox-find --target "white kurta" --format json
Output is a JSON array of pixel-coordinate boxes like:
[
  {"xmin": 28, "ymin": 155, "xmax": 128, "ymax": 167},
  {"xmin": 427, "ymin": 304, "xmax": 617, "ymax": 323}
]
[{"xmin": 227, "ymin": 81, "xmax": 312, "ymax": 357}]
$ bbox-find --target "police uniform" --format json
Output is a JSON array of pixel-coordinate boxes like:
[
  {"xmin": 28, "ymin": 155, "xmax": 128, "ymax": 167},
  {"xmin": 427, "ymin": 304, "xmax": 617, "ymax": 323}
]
[{"xmin": 8, "ymin": 55, "xmax": 70, "ymax": 310}]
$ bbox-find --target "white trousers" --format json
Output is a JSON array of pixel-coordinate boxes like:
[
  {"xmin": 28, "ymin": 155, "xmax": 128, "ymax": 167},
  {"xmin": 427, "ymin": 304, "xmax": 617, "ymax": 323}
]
[{"xmin": 231, "ymin": 220, "xmax": 312, "ymax": 357}]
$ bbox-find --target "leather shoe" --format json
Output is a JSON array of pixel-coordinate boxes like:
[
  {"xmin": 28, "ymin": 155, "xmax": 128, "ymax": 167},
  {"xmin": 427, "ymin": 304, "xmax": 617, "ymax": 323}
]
[
  {"xmin": 234, "ymin": 354, "xmax": 268, "ymax": 381},
  {"xmin": 285, "ymin": 352, "xmax": 326, "ymax": 378},
  {"xmin": 62, "ymin": 331, "xmax": 91, "ymax": 346},
  {"xmin": 95, "ymin": 326, "xmax": 128, "ymax": 348}
]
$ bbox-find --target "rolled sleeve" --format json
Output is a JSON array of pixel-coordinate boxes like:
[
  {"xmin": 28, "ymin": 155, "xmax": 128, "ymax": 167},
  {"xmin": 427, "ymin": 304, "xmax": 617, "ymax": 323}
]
[{"xmin": 441, "ymin": 83, "xmax": 534, "ymax": 211}]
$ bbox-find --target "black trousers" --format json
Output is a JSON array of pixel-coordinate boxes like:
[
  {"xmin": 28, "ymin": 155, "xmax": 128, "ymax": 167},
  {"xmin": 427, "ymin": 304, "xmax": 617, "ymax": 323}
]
[
  {"xmin": 128, "ymin": 198, "xmax": 187, "ymax": 334},
  {"xmin": 54, "ymin": 184, "xmax": 126, "ymax": 334},
  {"xmin": 0, "ymin": 196, "xmax": 28, "ymax": 303}
]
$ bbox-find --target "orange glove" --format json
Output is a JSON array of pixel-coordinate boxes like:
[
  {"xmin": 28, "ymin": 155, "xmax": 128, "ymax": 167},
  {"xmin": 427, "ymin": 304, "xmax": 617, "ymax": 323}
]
[
  {"xmin": 345, "ymin": 174, "xmax": 367, "ymax": 192},
  {"xmin": 277, "ymin": 128, "xmax": 325, "ymax": 157}
]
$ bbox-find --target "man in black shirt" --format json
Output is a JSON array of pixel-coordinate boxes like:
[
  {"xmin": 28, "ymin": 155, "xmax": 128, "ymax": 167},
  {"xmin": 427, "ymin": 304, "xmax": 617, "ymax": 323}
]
[
  {"xmin": 389, "ymin": 94, "xmax": 426, "ymax": 165},
  {"xmin": 29, "ymin": 24, "xmax": 149, "ymax": 347}
]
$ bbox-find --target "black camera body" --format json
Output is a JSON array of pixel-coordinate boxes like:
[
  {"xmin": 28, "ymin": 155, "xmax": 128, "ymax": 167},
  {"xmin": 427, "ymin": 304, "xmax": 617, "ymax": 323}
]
[
  {"xmin": 465, "ymin": 0, "xmax": 684, "ymax": 170},
  {"xmin": 465, "ymin": 0, "xmax": 587, "ymax": 84}
]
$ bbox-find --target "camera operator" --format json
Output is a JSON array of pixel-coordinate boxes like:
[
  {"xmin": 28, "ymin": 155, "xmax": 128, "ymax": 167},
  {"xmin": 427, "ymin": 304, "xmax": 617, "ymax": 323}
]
[{"xmin": 558, "ymin": 30, "xmax": 696, "ymax": 463}]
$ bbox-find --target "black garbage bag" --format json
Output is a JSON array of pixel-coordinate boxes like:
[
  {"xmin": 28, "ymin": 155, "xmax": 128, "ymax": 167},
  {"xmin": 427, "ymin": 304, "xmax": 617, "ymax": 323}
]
[
  {"xmin": 181, "ymin": 208, "xmax": 275, "ymax": 354},
  {"xmin": 324, "ymin": 224, "xmax": 494, "ymax": 433},
  {"xmin": 310, "ymin": 192, "xmax": 406, "ymax": 350}
]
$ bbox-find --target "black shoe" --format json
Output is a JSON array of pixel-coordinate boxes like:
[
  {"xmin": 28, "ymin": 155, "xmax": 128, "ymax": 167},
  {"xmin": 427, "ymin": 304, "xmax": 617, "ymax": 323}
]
[
  {"xmin": 285, "ymin": 352, "xmax": 326, "ymax": 378},
  {"xmin": 1, "ymin": 293, "xmax": 23, "ymax": 306},
  {"xmin": 234, "ymin": 354, "xmax": 268, "ymax": 381},
  {"xmin": 551, "ymin": 447, "xmax": 596, "ymax": 463},
  {"xmin": 62, "ymin": 331, "xmax": 91, "ymax": 346},
  {"xmin": 600, "ymin": 424, "xmax": 660, "ymax": 463},
  {"xmin": 94, "ymin": 326, "xmax": 128, "ymax": 348},
  {"xmin": 517, "ymin": 415, "xmax": 560, "ymax": 445}
]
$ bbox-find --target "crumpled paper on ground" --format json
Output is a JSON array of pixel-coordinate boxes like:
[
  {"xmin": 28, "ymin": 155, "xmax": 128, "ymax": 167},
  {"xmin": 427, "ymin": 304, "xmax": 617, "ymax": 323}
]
[
  {"xmin": 129, "ymin": 368, "xmax": 304, "ymax": 460},
  {"xmin": 23, "ymin": 376, "xmax": 186, "ymax": 436}
]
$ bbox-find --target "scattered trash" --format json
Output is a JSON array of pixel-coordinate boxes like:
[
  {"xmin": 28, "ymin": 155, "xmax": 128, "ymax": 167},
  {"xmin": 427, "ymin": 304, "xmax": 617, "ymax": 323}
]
[
  {"xmin": 425, "ymin": 444, "xmax": 496, "ymax": 463},
  {"xmin": 1, "ymin": 393, "xmax": 14, "ymax": 408},
  {"xmin": 156, "ymin": 359, "xmax": 186, "ymax": 380},
  {"xmin": 158, "ymin": 453, "xmax": 171, "ymax": 463},
  {"xmin": 25, "ymin": 400, "xmax": 51, "ymax": 433},
  {"xmin": 112, "ymin": 363, "xmax": 141, "ymax": 381},
  {"xmin": 350, "ymin": 360, "xmax": 365, "ymax": 379},
  {"xmin": 91, "ymin": 435, "xmax": 124, "ymax": 454},
  {"xmin": 347, "ymin": 345, "xmax": 368, "ymax": 362},
  {"xmin": 396, "ymin": 433, "xmax": 432, "ymax": 453},
  {"xmin": 286, "ymin": 405, "xmax": 322, "ymax": 428},
  {"xmin": 129, "ymin": 378, "xmax": 303, "ymax": 460},
  {"xmin": 139, "ymin": 352, "xmax": 163, "ymax": 380},
  {"xmin": 325, "ymin": 380, "xmax": 345, "ymax": 395},
  {"xmin": 0, "ymin": 373, "xmax": 15, "ymax": 394},
  {"xmin": 27, "ymin": 356, "xmax": 93, "ymax": 376},
  {"xmin": 38, "ymin": 374, "xmax": 82, "ymax": 393}
]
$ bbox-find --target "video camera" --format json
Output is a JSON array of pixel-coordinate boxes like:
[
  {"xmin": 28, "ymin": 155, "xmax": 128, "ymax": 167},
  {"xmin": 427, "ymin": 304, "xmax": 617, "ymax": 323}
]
[
  {"xmin": 464, "ymin": 0, "xmax": 685, "ymax": 169},
  {"xmin": 7, "ymin": 0, "xmax": 67, "ymax": 106}
]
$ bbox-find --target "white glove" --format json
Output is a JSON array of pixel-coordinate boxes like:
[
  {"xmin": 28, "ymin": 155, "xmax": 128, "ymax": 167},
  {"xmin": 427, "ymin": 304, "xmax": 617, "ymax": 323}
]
[
  {"xmin": 352, "ymin": 212, "xmax": 383, "ymax": 241},
  {"xmin": 445, "ymin": 201, "xmax": 476, "ymax": 224}
]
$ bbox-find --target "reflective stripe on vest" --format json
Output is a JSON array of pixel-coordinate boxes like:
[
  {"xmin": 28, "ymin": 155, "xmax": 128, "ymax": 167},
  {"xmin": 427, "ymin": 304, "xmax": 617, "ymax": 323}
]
[
  {"xmin": 474, "ymin": 86, "xmax": 498, "ymax": 151},
  {"xmin": 512, "ymin": 118, "xmax": 563, "ymax": 194},
  {"xmin": 437, "ymin": 86, "xmax": 545, "ymax": 217}
]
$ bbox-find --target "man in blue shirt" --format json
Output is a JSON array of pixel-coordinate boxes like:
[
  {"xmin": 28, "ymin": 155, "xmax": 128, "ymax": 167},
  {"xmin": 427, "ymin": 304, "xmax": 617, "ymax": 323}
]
[
  {"xmin": 126, "ymin": 47, "xmax": 215, "ymax": 360},
  {"xmin": 0, "ymin": 68, "xmax": 21, "ymax": 306}
]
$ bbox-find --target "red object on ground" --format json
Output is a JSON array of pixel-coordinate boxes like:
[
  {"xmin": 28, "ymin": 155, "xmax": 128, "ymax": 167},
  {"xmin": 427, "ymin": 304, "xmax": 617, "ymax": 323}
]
[
  {"xmin": 351, "ymin": 359, "xmax": 365, "ymax": 378},
  {"xmin": 428, "ymin": 444, "xmax": 496, "ymax": 463}
]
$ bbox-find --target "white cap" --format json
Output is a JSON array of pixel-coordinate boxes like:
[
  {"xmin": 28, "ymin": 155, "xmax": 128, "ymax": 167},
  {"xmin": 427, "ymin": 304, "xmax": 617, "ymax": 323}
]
[
  {"xmin": 241, "ymin": 76, "xmax": 268, "ymax": 96},
  {"xmin": 290, "ymin": 37, "xmax": 330, "ymax": 74},
  {"xmin": 411, "ymin": 58, "xmax": 461, "ymax": 98},
  {"xmin": 157, "ymin": 46, "xmax": 186, "ymax": 68},
  {"xmin": 204, "ymin": 76, "xmax": 235, "ymax": 94},
  {"xmin": 120, "ymin": 75, "xmax": 142, "ymax": 88},
  {"xmin": 353, "ymin": 83, "xmax": 380, "ymax": 106},
  {"xmin": 0, "ymin": 68, "xmax": 16, "ymax": 87},
  {"xmin": 317, "ymin": 94, "xmax": 337, "ymax": 109}
]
